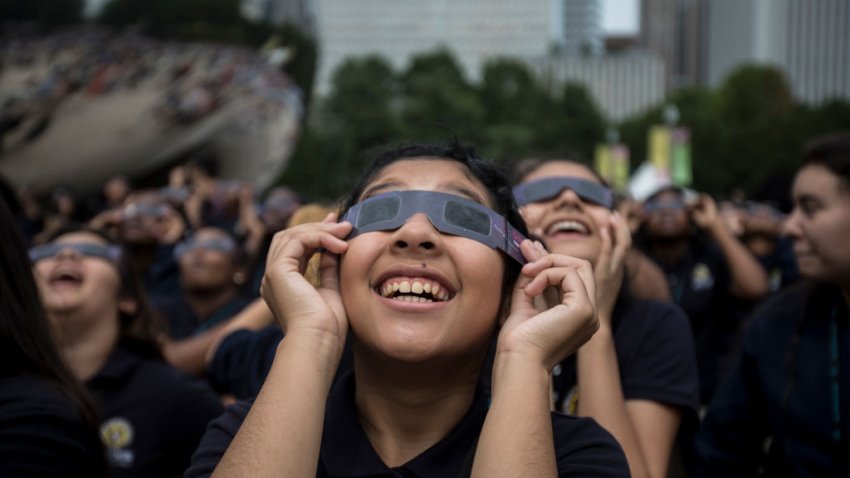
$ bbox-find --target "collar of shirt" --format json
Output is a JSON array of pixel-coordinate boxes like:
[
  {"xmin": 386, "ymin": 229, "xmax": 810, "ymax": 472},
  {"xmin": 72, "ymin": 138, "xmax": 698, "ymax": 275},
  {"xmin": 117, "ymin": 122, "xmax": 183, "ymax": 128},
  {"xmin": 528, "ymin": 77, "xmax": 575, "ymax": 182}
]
[{"xmin": 320, "ymin": 371, "xmax": 488, "ymax": 477}]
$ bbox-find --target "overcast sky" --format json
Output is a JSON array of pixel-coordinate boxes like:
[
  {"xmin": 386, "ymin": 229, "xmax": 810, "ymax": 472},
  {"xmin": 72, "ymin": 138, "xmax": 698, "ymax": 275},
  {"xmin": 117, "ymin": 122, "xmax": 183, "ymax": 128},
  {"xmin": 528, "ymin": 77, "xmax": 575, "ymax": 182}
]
[{"xmin": 601, "ymin": 0, "xmax": 639, "ymax": 35}]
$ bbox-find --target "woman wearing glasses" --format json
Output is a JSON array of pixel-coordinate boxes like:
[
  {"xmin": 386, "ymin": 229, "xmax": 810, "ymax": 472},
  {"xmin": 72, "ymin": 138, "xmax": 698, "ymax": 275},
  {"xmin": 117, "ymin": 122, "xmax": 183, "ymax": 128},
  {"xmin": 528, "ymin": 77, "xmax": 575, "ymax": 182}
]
[
  {"xmin": 187, "ymin": 144, "xmax": 629, "ymax": 477},
  {"xmin": 31, "ymin": 226, "xmax": 223, "ymax": 478},
  {"xmin": 513, "ymin": 159, "xmax": 700, "ymax": 478},
  {"xmin": 0, "ymin": 198, "xmax": 107, "ymax": 477}
]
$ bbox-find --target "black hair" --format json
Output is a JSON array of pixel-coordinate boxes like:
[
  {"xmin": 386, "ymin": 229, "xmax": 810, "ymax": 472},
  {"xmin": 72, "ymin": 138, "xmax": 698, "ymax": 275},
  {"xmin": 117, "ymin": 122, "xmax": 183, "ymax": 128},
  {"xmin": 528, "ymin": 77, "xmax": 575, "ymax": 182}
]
[
  {"xmin": 47, "ymin": 225, "xmax": 164, "ymax": 360},
  {"xmin": 0, "ymin": 197, "xmax": 107, "ymax": 471},
  {"xmin": 340, "ymin": 142, "xmax": 529, "ymax": 300},
  {"xmin": 802, "ymin": 132, "xmax": 850, "ymax": 189}
]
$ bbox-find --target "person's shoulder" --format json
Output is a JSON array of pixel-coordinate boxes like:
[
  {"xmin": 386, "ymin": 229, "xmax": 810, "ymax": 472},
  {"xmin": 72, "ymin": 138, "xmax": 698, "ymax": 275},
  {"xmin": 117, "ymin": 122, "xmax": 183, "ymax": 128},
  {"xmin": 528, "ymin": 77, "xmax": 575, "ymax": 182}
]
[
  {"xmin": 125, "ymin": 353, "xmax": 221, "ymax": 409},
  {"xmin": 0, "ymin": 375, "xmax": 105, "ymax": 477},
  {"xmin": 0, "ymin": 374, "xmax": 77, "ymax": 418},
  {"xmin": 551, "ymin": 413, "xmax": 630, "ymax": 477},
  {"xmin": 748, "ymin": 282, "xmax": 812, "ymax": 329}
]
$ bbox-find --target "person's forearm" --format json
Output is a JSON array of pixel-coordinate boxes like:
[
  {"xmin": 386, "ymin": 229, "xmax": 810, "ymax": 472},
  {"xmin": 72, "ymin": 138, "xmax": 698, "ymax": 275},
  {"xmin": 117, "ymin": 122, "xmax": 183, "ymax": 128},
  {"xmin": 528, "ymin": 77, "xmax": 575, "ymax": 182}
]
[
  {"xmin": 708, "ymin": 222, "xmax": 769, "ymax": 299},
  {"xmin": 212, "ymin": 329, "xmax": 343, "ymax": 478},
  {"xmin": 473, "ymin": 353, "xmax": 556, "ymax": 478},
  {"xmin": 577, "ymin": 325, "xmax": 651, "ymax": 478},
  {"xmin": 162, "ymin": 323, "xmax": 230, "ymax": 375}
]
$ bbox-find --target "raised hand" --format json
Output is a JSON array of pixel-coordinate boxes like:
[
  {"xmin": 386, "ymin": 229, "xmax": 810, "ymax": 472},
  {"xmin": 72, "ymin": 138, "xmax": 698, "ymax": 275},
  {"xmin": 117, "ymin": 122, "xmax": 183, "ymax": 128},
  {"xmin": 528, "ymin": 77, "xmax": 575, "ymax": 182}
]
[
  {"xmin": 496, "ymin": 240, "xmax": 599, "ymax": 372},
  {"xmin": 690, "ymin": 193, "xmax": 719, "ymax": 230},
  {"xmin": 594, "ymin": 212, "xmax": 631, "ymax": 325},
  {"xmin": 261, "ymin": 214, "xmax": 352, "ymax": 345}
]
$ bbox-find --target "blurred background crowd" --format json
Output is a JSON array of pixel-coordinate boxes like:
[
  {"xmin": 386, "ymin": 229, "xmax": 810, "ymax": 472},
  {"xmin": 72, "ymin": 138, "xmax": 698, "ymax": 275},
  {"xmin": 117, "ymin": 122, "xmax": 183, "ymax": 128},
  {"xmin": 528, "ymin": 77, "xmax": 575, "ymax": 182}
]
[{"xmin": 1, "ymin": 0, "xmax": 849, "ymax": 477}]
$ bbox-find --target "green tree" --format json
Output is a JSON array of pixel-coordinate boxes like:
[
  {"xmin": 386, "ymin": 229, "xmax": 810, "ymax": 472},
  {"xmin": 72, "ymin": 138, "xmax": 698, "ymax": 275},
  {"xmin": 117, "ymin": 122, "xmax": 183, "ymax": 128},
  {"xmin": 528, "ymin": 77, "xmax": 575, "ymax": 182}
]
[{"xmin": 399, "ymin": 50, "xmax": 485, "ymax": 143}]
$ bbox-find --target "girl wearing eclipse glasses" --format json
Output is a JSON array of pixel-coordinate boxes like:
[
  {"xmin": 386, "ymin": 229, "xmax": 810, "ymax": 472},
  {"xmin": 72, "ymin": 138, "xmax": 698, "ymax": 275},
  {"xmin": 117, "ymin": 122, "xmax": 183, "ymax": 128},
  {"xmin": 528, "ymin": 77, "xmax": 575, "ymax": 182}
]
[
  {"xmin": 186, "ymin": 144, "xmax": 629, "ymax": 477},
  {"xmin": 513, "ymin": 159, "xmax": 700, "ymax": 478}
]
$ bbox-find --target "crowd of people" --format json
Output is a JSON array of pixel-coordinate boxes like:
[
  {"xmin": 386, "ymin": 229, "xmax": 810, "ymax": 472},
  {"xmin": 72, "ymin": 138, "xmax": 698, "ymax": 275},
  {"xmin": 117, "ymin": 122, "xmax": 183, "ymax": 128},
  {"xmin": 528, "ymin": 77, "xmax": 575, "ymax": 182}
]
[
  {"xmin": 0, "ymin": 28, "xmax": 301, "ymax": 152},
  {"xmin": 1, "ymin": 131, "xmax": 849, "ymax": 478}
]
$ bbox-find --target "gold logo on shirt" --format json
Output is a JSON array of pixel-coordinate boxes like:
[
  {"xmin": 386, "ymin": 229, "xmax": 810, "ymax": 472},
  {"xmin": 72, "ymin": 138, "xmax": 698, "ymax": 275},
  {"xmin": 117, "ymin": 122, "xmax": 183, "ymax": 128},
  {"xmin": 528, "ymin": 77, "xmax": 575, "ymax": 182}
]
[{"xmin": 100, "ymin": 417, "xmax": 134, "ymax": 450}]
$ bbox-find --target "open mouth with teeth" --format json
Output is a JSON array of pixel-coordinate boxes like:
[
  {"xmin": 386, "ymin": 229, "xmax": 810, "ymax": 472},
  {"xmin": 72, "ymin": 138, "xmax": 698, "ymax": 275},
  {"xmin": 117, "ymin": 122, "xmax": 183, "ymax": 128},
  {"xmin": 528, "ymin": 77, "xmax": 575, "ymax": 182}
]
[
  {"xmin": 49, "ymin": 270, "xmax": 83, "ymax": 287},
  {"xmin": 546, "ymin": 219, "xmax": 590, "ymax": 237},
  {"xmin": 377, "ymin": 277, "xmax": 453, "ymax": 303}
]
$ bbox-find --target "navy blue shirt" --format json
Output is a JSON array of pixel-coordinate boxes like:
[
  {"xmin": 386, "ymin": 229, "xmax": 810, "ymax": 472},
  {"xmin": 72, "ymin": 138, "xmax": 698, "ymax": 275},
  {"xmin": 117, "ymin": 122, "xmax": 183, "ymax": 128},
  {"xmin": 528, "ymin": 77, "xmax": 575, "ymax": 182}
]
[
  {"xmin": 186, "ymin": 371, "xmax": 630, "ymax": 477},
  {"xmin": 87, "ymin": 347, "xmax": 224, "ymax": 478},
  {"xmin": 0, "ymin": 374, "xmax": 106, "ymax": 477},
  {"xmin": 553, "ymin": 297, "xmax": 700, "ymax": 418},
  {"xmin": 696, "ymin": 283, "xmax": 850, "ymax": 477}
]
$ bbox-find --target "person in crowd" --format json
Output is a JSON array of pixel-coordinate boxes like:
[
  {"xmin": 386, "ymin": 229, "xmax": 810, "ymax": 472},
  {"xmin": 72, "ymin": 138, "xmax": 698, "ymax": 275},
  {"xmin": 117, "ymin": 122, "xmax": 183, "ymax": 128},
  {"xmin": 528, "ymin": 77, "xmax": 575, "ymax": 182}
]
[
  {"xmin": 513, "ymin": 159, "xmax": 699, "ymax": 478},
  {"xmin": 616, "ymin": 195, "xmax": 672, "ymax": 301},
  {"xmin": 205, "ymin": 203, "xmax": 333, "ymax": 399},
  {"xmin": 103, "ymin": 189, "xmax": 186, "ymax": 305},
  {"xmin": 31, "ymin": 226, "xmax": 224, "ymax": 478},
  {"xmin": 33, "ymin": 185, "xmax": 84, "ymax": 244},
  {"xmin": 186, "ymin": 143, "xmax": 629, "ymax": 477},
  {"xmin": 242, "ymin": 186, "xmax": 302, "ymax": 294},
  {"xmin": 156, "ymin": 226, "xmax": 252, "ymax": 375},
  {"xmin": 738, "ymin": 202, "xmax": 799, "ymax": 292},
  {"xmin": 0, "ymin": 198, "xmax": 107, "ymax": 477},
  {"xmin": 637, "ymin": 185, "xmax": 770, "ymax": 404},
  {"xmin": 696, "ymin": 132, "xmax": 850, "ymax": 477}
]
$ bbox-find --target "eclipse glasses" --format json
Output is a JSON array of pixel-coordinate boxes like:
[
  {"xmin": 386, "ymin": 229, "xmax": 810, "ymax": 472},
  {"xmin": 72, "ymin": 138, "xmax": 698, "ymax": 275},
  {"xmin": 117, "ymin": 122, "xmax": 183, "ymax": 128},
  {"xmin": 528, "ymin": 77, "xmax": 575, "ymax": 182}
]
[
  {"xmin": 29, "ymin": 243, "xmax": 122, "ymax": 263},
  {"xmin": 341, "ymin": 190, "xmax": 528, "ymax": 264},
  {"xmin": 512, "ymin": 177, "xmax": 614, "ymax": 209}
]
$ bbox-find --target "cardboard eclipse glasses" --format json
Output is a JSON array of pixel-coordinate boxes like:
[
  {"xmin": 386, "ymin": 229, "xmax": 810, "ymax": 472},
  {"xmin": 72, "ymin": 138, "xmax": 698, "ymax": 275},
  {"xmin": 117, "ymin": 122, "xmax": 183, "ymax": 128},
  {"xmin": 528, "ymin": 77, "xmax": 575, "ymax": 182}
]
[
  {"xmin": 341, "ymin": 190, "xmax": 528, "ymax": 264},
  {"xmin": 512, "ymin": 177, "xmax": 614, "ymax": 209}
]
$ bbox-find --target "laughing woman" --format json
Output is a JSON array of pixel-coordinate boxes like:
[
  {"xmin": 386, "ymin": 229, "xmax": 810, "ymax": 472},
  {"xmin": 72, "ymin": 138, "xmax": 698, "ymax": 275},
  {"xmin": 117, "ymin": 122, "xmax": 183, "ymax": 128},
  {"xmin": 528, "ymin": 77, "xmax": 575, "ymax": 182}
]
[
  {"xmin": 513, "ymin": 159, "xmax": 700, "ymax": 478},
  {"xmin": 186, "ymin": 144, "xmax": 629, "ymax": 477},
  {"xmin": 31, "ymin": 227, "xmax": 224, "ymax": 478}
]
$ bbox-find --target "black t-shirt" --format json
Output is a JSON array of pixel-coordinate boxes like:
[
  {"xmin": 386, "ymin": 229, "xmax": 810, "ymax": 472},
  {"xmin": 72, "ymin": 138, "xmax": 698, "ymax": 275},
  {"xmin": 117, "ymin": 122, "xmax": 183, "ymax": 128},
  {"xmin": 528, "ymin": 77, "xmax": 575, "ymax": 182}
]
[
  {"xmin": 186, "ymin": 371, "xmax": 630, "ymax": 477},
  {"xmin": 552, "ymin": 297, "xmax": 700, "ymax": 418},
  {"xmin": 0, "ymin": 374, "xmax": 106, "ymax": 477},
  {"xmin": 156, "ymin": 294, "xmax": 252, "ymax": 340},
  {"xmin": 649, "ymin": 237, "xmax": 737, "ymax": 403},
  {"xmin": 87, "ymin": 347, "xmax": 224, "ymax": 478},
  {"xmin": 696, "ymin": 283, "xmax": 850, "ymax": 477},
  {"xmin": 206, "ymin": 326, "xmax": 282, "ymax": 399}
]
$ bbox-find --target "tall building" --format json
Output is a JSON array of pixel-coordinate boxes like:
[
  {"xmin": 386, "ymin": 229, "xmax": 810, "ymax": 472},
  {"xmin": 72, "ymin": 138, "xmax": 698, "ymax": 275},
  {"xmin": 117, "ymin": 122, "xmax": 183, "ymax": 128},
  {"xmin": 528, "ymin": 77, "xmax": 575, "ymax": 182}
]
[
  {"xmin": 707, "ymin": 0, "xmax": 850, "ymax": 104},
  {"xmin": 638, "ymin": 0, "xmax": 706, "ymax": 89},
  {"xmin": 528, "ymin": 52, "xmax": 666, "ymax": 121},
  {"xmin": 558, "ymin": 0, "xmax": 605, "ymax": 56},
  {"xmin": 312, "ymin": 0, "xmax": 554, "ymax": 95}
]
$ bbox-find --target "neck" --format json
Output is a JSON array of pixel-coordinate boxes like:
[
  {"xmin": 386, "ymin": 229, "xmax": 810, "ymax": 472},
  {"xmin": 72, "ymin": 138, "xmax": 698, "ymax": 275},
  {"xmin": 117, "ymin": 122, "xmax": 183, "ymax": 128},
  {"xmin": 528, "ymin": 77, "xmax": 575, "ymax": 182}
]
[
  {"xmin": 353, "ymin": 347, "xmax": 485, "ymax": 467},
  {"xmin": 185, "ymin": 287, "xmax": 237, "ymax": 320},
  {"xmin": 650, "ymin": 236, "xmax": 689, "ymax": 266},
  {"xmin": 51, "ymin": 310, "xmax": 119, "ymax": 381}
]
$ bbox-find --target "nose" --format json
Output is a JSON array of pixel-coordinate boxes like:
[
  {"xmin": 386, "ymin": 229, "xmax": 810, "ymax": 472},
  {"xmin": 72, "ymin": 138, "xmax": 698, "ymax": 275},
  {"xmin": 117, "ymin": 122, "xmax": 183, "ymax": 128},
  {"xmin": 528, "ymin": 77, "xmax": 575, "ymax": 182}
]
[
  {"xmin": 54, "ymin": 245, "xmax": 82, "ymax": 261},
  {"xmin": 782, "ymin": 208, "xmax": 801, "ymax": 238},
  {"xmin": 389, "ymin": 213, "xmax": 442, "ymax": 256},
  {"xmin": 553, "ymin": 187, "xmax": 583, "ymax": 209}
]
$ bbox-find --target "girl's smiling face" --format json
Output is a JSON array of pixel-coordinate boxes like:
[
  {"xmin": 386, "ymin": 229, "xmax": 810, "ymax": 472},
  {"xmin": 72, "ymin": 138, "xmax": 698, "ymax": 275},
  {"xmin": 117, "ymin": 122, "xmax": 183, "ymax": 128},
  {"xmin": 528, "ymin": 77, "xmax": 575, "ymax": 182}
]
[
  {"xmin": 518, "ymin": 161, "xmax": 612, "ymax": 265},
  {"xmin": 33, "ymin": 231, "xmax": 124, "ymax": 340},
  {"xmin": 339, "ymin": 158, "xmax": 505, "ymax": 363}
]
